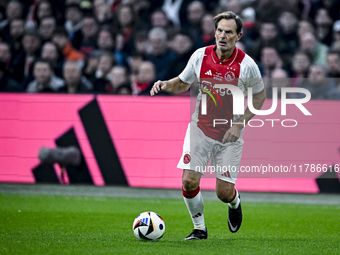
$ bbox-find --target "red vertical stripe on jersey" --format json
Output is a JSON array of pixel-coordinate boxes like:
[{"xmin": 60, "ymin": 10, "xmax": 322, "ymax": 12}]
[{"xmin": 197, "ymin": 45, "xmax": 246, "ymax": 142}]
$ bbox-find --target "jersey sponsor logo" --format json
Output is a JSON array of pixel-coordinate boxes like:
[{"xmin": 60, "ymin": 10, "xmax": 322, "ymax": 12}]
[
  {"xmin": 183, "ymin": 153, "xmax": 191, "ymax": 164},
  {"xmin": 198, "ymin": 82, "xmax": 223, "ymax": 106},
  {"xmin": 205, "ymin": 70, "xmax": 212, "ymax": 76},
  {"xmin": 199, "ymin": 80, "xmax": 232, "ymax": 97},
  {"xmin": 225, "ymin": 71, "xmax": 235, "ymax": 81},
  {"xmin": 213, "ymin": 71, "xmax": 223, "ymax": 81}
]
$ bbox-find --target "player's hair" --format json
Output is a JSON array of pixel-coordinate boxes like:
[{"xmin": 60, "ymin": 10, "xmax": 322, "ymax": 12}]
[{"xmin": 213, "ymin": 11, "xmax": 243, "ymax": 34}]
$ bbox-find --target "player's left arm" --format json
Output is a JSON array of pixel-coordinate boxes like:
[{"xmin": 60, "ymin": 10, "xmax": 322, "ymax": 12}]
[{"xmin": 222, "ymin": 88, "xmax": 266, "ymax": 143}]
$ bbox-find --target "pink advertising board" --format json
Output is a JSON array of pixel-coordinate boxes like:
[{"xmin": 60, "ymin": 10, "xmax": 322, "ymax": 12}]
[{"xmin": 0, "ymin": 93, "xmax": 339, "ymax": 193}]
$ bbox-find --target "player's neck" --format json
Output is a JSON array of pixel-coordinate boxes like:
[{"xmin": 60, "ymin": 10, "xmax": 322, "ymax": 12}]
[{"xmin": 215, "ymin": 46, "xmax": 236, "ymax": 61}]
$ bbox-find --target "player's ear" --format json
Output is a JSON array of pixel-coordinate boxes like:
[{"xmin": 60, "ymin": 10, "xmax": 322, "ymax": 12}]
[{"xmin": 236, "ymin": 31, "xmax": 243, "ymax": 41}]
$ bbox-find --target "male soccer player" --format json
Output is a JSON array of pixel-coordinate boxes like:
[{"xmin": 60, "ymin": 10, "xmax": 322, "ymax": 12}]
[{"xmin": 150, "ymin": 11, "xmax": 265, "ymax": 240}]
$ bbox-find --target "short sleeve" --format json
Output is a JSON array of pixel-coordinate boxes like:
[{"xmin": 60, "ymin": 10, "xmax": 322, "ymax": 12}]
[{"xmin": 243, "ymin": 56, "xmax": 264, "ymax": 94}]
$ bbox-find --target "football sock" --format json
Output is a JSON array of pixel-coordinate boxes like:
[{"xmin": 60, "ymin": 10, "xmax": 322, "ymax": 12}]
[
  {"xmin": 182, "ymin": 186, "xmax": 206, "ymax": 231},
  {"xmin": 228, "ymin": 188, "xmax": 240, "ymax": 209}
]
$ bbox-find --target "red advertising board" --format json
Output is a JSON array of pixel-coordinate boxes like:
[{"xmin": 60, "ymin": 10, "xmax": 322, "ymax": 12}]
[{"xmin": 0, "ymin": 93, "xmax": 339, "ymax": 193}]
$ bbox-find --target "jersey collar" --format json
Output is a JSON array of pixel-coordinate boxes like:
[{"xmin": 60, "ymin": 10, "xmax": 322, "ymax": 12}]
[{"xmin": 211, "ymin": 45, "xmax": 239, "ymax": 66}]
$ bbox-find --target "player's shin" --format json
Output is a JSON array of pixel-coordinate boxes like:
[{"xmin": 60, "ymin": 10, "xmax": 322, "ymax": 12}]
[{"xmin": 182, "ymin": 186, "xmax": 205, "ymax": 230}]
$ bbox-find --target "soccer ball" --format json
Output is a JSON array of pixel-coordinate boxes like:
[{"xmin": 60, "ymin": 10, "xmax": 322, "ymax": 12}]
[{"xmin": 132, "ymin": 211, "xmax": 165, "ymax": 241}]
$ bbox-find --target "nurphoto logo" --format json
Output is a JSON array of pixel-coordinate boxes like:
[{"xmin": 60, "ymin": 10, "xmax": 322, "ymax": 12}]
[{"xmin": 199, "ymin": 83, "xmax": 312, "ymax": 128}]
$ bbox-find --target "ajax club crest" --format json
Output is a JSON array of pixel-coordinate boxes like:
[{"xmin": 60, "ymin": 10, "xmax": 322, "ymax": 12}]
[{"xmin": 224, "ymin": 70, "xmax": 235, "ymax": 81}]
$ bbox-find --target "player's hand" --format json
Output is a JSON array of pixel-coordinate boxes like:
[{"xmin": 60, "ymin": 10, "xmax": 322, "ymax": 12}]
[
  {"xmin": 150, "ymin": 80, "xmax": 167, "ymax": 96},
  {"xmin": 222, "ymin": 125, "xmax": 243, "ymax": 143}
]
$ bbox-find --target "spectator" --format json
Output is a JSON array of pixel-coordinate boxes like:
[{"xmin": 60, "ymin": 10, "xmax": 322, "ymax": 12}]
[
  {"xmin": 284, "ymin": 0, "xmax": 311, "ymax": 20},
  {"xmin": 127, "ymin": 53, "xmax": 144, "ymax": 83},
  {"xmin": 0, "ymin": 0, "xmax": 24, "ymax": 39},
  {"xmin": 309, "ymin": 0, "xmax": 340, "ymax": 21},
  {"xmin": 184, "ymin": 1, "xmax": 206, "ymax": 41},
  {"xmin": 64, "ymin": 4, "xmax": 84, "ymax": 39},
  {"xmin": 11, "ymin": 31, "xmax": 41, "ymax": 85},
  {"xmin": 167, "ymin": 30, "xmax": 194, "ymax": 80},
  {"xmin": 26, "ymin": 59, "xmax": 65, "ymax": 93},
  {"xmin": 278, "ymin": 11, "xmax": 299, "ymax": 51},
  {"xmin": 131, "ymin": 61, "xmax": 156, "ymax": 95},
  {"xmin": 95, "ymin": 52, "xmax": 116, "ymax": 79},
  {"xmin": 297, "ymin": 20, "xmax": 316, "ymax": 40},
  {"xmin": 0, "ymin": 0, "xmax": 338, "ymax": 100},
  {"xmin": 197, "ymin": 13, "xmax": 215, "ymax": 48},
  {"xmin": 52, "ymin": 27, "xmax": 85, "ymax": 68},
  {"xmin": 8, "ymin": 18, "xmax": 25, "ymax": 57},
  {"xmin": 39, "ymin": 16, "xmax": 57, "ymax": 44},
  {"xmin": 300, "ymin": 64, "xmax": 340, "ymax": 100},
  {"xmin": 331, "ymin": 20, "xmax": 340, "ymax": 48},
  {"xmin": 225, "ymin": 0, "xmax": 242, "ymax": 15},
  {"xmin": 0, "ymin": 41, "xmax": 22, "ymax": 83},
  {"xmin": 115, "ymin": 4, "xmax": 137, "ymax": 54},
  {"xmin": 92, "ymin": 51, "xmax": 116, "ymax": 93},
  {"xmin": 266, "ymin": 69, "xmax": 292, "ymax": 99},
  {"xmin": 300, "ymin": 32, "xmax": 329, "ymax": 66},
  {"xmin": 0, "ymin": 61, "xmax": 23, "ymax": 92},
  {"xmin": 59, "ymin": 60, "xmax": 93, "ymax": 93},
  {"xmin": 291, "ymin": 50, "xmax": 311, "ymax": 87},
  {"xmin": 97, "ymin": 27, "xmax": 125, "ymax": 66},
  {"xmin": 248, "ymin": 22, "xmax": 288, "ymax": 62},
  {"xmin": 256, "ymin": 0, "xmax": 282, "ymax": 23},
  {"xmin": 82, "ymin": 51, "xmax": 100, "ymax": 80},
  {"xmin": 72, "ymin": 15, "xmax": 99, "ymax": 55},
  {"xmin": 240, "ymin": 7, "xmax": 258, "ymax": 51},
  {"xmin": 147, "ymin": 27, "xmax": 176, "ymax": 81},
  {"xmin": 327, "ymin": 50, "xmax": 340, "ymax": 78},
  {"xmin": 31, "ymin": 0, "xmax": 54, "ymax": 30},
  {"xmin": 161, "ymin": 0, "xmax": 190, "ymax": 28},
  {"xmin": 259, "ymin": 47, "xmax": 284, "ymax": 81},
  {"xmin": 41, "ymin": 41, "xmax": 64, "ymax": 77},
  {"xmin": 93, "ymin": 0, "xmax": 114, "ymax": 26},
  {"xmin": 149, "ymin": 9, "xmax": 173, "ymax": 31},
  {"xmin": 315, "ymin": 8, "xmax": 334, "ymax": 46},
  {"xmin": 0, "ymin": 42, "xmax": 11, "ymax": 67},
  {"xmin": 109, "ymin": 66, "xmax": 132, "ymax": 94},
  {"xmin": 132, "ymin": 30, "xmax": 150, "ymax": 56}
]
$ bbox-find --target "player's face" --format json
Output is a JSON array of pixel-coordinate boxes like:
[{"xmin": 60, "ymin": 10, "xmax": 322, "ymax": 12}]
[{"xmin": 215, "ymin": 19, "xmax": 241, "ymax": 52}]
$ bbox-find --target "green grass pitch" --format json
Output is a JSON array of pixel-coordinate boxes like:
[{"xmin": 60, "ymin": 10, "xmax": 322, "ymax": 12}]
[{"xmin": 1, "ymin": 193, "xmax": 339, "ymax": 255}]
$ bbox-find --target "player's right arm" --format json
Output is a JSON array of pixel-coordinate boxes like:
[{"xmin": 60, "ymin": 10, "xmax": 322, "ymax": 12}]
[{"xmin": 150, "ymin": 77, "xmax": 190, "ymax": 96}]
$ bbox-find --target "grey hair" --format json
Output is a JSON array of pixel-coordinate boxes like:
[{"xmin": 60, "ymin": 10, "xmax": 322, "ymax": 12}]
[{"xmin": 148, "ymin": 27, "xmax": 167, "ymax": 42}]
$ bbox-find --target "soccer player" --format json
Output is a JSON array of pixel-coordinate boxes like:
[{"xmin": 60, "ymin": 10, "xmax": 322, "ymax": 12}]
[{"xmin": 150, "ymin": 11, "xmax": 265, "ymax": 240}]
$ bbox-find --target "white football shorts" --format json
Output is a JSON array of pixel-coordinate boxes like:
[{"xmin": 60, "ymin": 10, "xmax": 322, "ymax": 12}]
[{"xmin": 177, "ymin": 122, "xmax": 244, "ymax": 184}]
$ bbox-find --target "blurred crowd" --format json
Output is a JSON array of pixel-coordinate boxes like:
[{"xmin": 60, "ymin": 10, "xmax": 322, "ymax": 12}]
[{"xmin": 0, "ymin": 0, "xmax": 340, "ymax": 100}]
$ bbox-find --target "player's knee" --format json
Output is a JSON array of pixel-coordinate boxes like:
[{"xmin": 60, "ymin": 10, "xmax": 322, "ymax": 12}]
[
  {"xmin": 216, "ymin": 186, "xmax": 234, "ymax": 203},
  {"xmin": 182, "ymin": 172, "xmax": 200, "ymax": 191}
]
